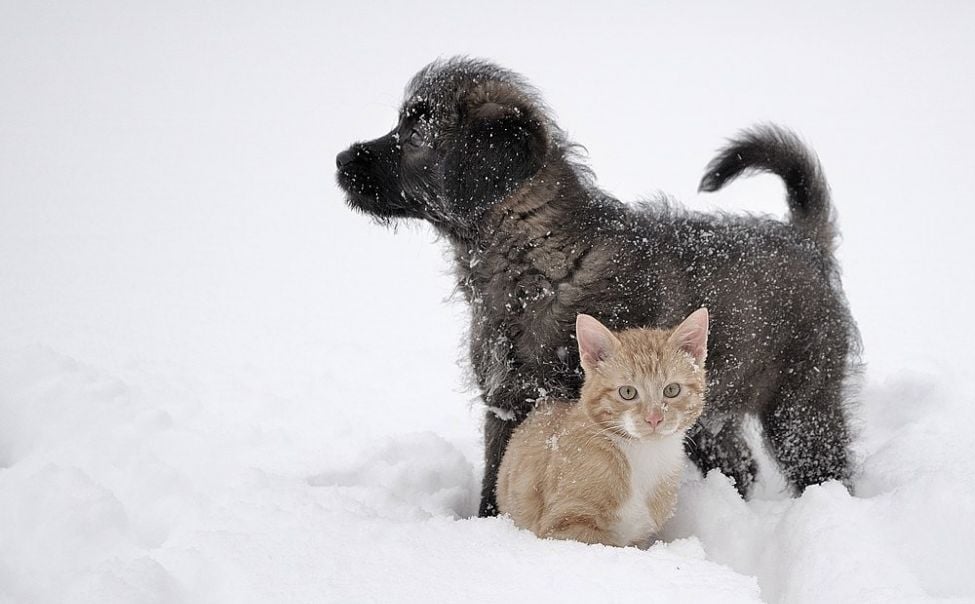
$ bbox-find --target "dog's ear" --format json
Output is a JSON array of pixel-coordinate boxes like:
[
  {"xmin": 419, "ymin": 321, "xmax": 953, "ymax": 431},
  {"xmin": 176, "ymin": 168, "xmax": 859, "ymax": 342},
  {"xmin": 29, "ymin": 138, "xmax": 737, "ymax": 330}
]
[{"xmin": 444, "ymin": 85, "xmax": 547, "ymax": 214}]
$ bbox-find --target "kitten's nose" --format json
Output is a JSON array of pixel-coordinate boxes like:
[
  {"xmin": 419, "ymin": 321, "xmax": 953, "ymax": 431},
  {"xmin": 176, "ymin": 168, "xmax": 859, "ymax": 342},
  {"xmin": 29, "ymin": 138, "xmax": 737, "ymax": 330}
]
[{"xmin": 646, "ymin": 409, "xmax": 664, "ymax": 429}]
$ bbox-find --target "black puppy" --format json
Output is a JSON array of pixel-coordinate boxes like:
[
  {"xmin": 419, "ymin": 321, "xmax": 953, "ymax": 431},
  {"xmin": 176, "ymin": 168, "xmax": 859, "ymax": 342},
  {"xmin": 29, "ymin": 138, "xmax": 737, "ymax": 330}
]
[{"xmin": 336, "ymin": 58, "xmax": 860, "ymax": 516}]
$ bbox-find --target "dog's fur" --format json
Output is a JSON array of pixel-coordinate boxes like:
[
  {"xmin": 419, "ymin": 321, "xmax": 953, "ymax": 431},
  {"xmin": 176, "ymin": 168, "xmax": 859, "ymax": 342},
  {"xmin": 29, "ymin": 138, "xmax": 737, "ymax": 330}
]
[{"xmin": 336, "ymin": 57, "xmax": 861, "ymax": 516}]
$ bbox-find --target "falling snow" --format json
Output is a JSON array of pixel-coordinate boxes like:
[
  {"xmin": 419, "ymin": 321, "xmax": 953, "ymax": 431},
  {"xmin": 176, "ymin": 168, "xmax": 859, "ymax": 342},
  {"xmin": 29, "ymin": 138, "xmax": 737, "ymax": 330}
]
[{"xmin": 2, "ymin": 2, "xmax": 974, "ymax": 603}]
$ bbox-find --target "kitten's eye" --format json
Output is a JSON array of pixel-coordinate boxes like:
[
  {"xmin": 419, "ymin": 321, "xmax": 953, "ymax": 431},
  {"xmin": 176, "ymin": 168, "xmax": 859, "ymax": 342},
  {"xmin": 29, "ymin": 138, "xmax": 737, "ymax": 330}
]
[
  {"xmin": 663, "ymin": 383, "xmax": 681, "ymax": 398},
  {"xmin": 618, "ymin": 385, "xmax": 638, "ymax": 401}
]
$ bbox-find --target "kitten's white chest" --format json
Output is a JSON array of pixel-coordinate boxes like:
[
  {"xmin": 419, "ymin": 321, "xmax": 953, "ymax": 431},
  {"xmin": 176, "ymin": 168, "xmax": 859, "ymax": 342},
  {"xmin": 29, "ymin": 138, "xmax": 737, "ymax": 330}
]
[{"xmin": 613, "ymin": 435, "xmax": 685, "ymax": 546}]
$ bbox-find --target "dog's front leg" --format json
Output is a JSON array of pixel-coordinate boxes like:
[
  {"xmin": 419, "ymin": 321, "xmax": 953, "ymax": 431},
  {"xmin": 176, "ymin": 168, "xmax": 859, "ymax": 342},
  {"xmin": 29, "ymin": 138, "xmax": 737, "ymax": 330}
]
[{"xmin": 479, "ymin": 409, "xmax": 519, "ymax": 517}]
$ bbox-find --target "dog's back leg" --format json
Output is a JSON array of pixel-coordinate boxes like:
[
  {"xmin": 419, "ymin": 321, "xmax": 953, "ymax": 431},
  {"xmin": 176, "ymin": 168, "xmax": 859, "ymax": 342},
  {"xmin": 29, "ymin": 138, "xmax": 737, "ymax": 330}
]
[
  {"xmin": 686, "ymin": 418, "xmax": 758, "ymax": 497},
  {"xmin": 760, "ymin": 373, "xmax": 852, "ymax": 492}
]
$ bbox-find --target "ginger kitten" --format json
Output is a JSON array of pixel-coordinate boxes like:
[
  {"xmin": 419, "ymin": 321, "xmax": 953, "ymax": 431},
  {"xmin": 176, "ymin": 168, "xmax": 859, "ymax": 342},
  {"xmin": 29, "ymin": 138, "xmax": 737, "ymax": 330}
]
[{"xmin": 496, "ymin": 309, "xmax": 709, "ymax": 547}]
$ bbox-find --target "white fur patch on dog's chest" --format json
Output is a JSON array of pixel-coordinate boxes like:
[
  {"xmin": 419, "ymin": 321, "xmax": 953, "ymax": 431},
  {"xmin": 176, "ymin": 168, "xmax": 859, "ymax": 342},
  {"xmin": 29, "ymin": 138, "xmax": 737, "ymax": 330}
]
[{"xmin": 613, "ymin": 436, "xmax": 685, "ymax": 546}]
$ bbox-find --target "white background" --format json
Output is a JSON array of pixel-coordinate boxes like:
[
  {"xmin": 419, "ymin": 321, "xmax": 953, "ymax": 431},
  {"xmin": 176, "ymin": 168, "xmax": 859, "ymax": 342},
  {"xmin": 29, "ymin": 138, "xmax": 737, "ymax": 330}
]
[{"xmin": 2, "ymin": 2, "xmax": 974, "ymax": 602}]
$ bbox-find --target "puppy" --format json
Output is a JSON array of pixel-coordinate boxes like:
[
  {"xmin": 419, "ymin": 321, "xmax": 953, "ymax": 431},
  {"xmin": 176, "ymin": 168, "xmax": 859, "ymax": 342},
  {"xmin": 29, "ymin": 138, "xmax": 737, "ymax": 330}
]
[{"xmin": 336, "ymin": 58, "xmax": 860, "ymax": 516}]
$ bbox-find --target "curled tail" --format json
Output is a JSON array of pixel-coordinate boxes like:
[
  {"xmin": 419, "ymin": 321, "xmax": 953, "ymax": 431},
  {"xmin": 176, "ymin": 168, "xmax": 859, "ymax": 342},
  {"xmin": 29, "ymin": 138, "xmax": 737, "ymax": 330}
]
[{"xmin": 699, "ymin": 125, "xmax": 836, "ymax": 255}]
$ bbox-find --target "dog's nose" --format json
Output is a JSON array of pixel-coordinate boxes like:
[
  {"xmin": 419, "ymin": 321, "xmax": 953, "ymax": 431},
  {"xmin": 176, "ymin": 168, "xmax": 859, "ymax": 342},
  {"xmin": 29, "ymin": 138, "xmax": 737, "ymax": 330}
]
[{"xmin": 336, "ymin": 148, "xmax": 356, "ymax": 169}]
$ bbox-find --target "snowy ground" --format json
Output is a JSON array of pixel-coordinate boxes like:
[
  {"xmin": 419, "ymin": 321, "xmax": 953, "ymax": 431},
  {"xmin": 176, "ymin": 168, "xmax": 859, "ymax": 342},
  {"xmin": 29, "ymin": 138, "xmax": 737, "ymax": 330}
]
[{"xmin": 2, "ymin": 2, "xmax": 975, "ymax": 602}]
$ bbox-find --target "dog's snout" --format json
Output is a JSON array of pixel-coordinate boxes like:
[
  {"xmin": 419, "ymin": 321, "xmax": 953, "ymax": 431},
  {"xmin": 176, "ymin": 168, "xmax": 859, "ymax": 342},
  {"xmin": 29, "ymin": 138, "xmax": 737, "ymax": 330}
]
[{"xmin": 336, "ymin": 148, "xmax": 356, "ymax": 169}]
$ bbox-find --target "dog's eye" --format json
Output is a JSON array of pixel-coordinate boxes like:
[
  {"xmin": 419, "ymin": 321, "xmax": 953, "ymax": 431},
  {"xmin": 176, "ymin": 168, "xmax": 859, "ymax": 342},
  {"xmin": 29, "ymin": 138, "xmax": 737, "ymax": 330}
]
[{"xmin": 407, "ymin": 129, "xmax": 423, "ymax": 147}]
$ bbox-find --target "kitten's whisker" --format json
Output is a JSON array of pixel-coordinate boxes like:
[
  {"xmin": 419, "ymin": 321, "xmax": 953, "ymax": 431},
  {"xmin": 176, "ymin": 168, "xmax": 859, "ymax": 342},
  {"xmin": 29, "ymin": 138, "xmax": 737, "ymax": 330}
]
[
  {"xmin": 585, "ymin": 421, "xmax": 636, "ymax": 448},
  {"xmin": 581, "ymin": 423, "xmax": 622, "ymax": 448}
]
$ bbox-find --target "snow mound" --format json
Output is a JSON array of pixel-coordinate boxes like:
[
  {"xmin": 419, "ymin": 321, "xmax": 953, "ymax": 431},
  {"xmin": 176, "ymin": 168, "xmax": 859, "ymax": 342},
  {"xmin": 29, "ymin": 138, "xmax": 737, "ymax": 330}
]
[
  {"xmin": 666, "ymin": 371, "xmax": 975, "ymax": 602},
  {"xmin": 1, "ymin": 341, "xmax": 973, "ymax": 602},
  {"xmin": 307, "ymin": 432, "xmax": 478, "ymax": 520}
]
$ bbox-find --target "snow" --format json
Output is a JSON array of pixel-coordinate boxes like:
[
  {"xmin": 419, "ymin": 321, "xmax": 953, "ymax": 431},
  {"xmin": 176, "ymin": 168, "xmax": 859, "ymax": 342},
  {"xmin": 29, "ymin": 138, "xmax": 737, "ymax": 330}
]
[{"xmin": 2, "ymin": 2, "xmax": 975, "ymax": 602}]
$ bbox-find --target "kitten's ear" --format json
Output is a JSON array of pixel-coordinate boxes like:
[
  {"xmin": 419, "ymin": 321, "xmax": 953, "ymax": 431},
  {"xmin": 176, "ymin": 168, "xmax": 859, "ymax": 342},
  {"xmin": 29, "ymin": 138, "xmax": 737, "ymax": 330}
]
[
  {"xmin": 576, "ymin": 314, "xmax": 619, "ymax": 371},
  {"xmin": 669, "ymin": 307, "xmax": 709, "ymax": 364}
]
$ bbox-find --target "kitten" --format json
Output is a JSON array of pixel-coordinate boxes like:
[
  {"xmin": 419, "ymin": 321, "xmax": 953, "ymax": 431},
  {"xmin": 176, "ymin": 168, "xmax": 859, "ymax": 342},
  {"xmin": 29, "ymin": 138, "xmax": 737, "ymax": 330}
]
[{"xmin": 496, "ymin": 308, "xmax": 708, "ymax": 547}]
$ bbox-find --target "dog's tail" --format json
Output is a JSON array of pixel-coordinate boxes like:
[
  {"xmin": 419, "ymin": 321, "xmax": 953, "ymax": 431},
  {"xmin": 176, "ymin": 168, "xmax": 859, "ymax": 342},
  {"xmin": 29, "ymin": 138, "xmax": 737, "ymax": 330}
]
[{"xmin": 698, "ymin": 125, "xmax": 835, "ymax": 255}]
